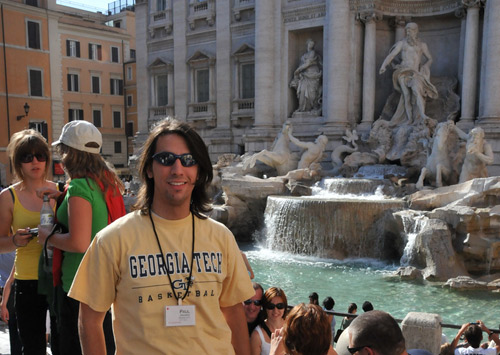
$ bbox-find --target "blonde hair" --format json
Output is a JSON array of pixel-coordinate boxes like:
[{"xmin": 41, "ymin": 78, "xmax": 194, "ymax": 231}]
[
  {"xmin": 7, "ymin": 129, "xmax": 51, "ymax": 183},
  {"xmin": 57, "ymin": 144, "xmax": 123, "ymax": 194}
]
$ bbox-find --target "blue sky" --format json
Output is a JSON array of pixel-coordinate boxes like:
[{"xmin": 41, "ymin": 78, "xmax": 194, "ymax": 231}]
[{"xmin": 56, "ymin": 0, "xmax": 111, "ymax": 13}]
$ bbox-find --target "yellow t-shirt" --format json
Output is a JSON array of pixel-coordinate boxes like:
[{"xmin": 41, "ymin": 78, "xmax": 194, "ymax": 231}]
[
  {"xmin": 10, "ymin": 188, "xmax": 43, "ymax": 280},
  {"xmin": 69, "ymin": 211, "xmax": 254, "ymax": 355}
]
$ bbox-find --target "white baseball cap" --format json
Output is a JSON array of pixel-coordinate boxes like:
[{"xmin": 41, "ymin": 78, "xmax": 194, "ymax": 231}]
[{"xmin": 52, "ymin": 120, "xmax": 102, "ymax": 154}]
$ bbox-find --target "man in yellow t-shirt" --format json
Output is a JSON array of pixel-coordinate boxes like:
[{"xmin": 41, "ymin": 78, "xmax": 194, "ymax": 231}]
[{"xmin": 69, "ymin": 118, "xmax": 254, "ymax": 354}]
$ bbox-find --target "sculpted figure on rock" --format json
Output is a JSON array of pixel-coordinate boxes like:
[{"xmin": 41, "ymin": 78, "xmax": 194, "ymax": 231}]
[
  {"xmin": 288, "ymin": 127, "xmax": 328, "ymax": 170},
  {"xmin": 242, "ymin": 122, "xmax": 297, "ymax": 176},
  {"xmin": 290, "ymin": 39, "xmax": 323, "ymax": 115},
  {"xmin": 459, "ymin": 127, "xmax": 494, "ymax": 183},
  {"xmin": 379, "ymin": 22, "xmax": 438, "ymax": 126}
]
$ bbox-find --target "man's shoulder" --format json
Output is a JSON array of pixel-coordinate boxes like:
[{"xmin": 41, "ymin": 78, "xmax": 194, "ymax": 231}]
[{"xmin": 99, "ymin": 210, "xmax": 145, "ymax": 236}]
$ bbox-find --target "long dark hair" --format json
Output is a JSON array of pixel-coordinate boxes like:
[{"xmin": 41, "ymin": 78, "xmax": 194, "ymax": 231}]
[{"xmin": 133, "ymin": 117, "xmax": 213, "ymax": 219}]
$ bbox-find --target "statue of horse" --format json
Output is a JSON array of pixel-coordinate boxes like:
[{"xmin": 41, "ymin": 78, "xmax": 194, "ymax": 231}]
[
  {"xmin": 416, "ymin": 121, "xmax": 467, "ymax": 189},
  {"xmin": 242, "ymin": 122, "xmax": 298, "ymax": 176}
]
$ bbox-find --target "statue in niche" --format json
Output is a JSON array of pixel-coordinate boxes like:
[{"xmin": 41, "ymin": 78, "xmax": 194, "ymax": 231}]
[
  {"xmin": 290, "ymin": 39, "xmax": 323, "ymax": 115},
  {"xmin": 459, "ymin": 127, "xmax": 494, "ymax": 183},
  {"xmin": 288, "ymin": 127, "xmax": 328, "ymax": 170},
  {"xmin": 242, "ymin": 122, "xmax": 298, "ymax": 176},
  {"xmin": 379, "ymin": 22, "xmax": 438, "ymax": 126},
  {"xmin": 416, "ymin": 121, "xmax": 468, "ymax": 189}
]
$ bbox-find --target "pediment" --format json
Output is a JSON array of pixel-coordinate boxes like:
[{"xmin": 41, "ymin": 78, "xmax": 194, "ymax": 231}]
[{"xmin": 233, "ymin": 44, "xmax": 255, "ymax": 56}]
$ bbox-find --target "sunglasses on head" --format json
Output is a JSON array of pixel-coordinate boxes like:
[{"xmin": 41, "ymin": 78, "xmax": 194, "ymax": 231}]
[
  {"xmin": 21, "ymin": 153, "xmax": 47, "ymax": 163},
  {"xmin": 347, "ymin": 345, "xmax": 369, "ymax": 354},
  {"xmin": 243, "ymin": 299, "xmax": 262, "ymax": 306},
  {"xmin": 152, "ymin": 152, "xmax": 197, "ymax": 167},
  {"xmin": 265, "ymin": 302, "xmax": 285, "ymax": 310}
]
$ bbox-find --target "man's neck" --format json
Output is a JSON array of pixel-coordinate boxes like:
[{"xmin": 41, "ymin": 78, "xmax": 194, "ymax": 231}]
[{"xmin": 150, "ymin": 200, "xmax": 191, "ymax": 220}]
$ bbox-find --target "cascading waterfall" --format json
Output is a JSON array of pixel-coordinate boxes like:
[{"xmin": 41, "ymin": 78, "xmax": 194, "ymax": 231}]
[
  {"xmin": 399, "ymin": 212, "xmax": 428, "ymax": 265},
  {"xmin": 264, "ymin": 179, "xmax": 406, "ymax": 259}
]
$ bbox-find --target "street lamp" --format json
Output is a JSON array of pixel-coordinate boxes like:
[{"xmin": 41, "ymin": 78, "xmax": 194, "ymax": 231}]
[{"xmin": 16, "ymin": 102, "xmax": 30, "ymax": 120}]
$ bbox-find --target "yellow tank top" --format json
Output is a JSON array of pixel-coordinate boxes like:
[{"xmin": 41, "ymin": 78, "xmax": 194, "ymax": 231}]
[{"xmin": 10, "ymin": 188, "xmax": 44, "ymax": 280}]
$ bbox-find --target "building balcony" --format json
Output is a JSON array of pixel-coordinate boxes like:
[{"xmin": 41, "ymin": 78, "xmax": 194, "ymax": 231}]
[
  {"xmin": 231, "ymin": 98, "xmax": 254, "ymax": 127},
  {"xmin": 149, "ymin": 9, "xmax": 173, "ymax": 36},
  {"xmin": 233, "ymin": 0, "xmax": 255, "ymax": 21},
  {"xmin": 188, "ymin": 0, "xmax": 215, "ymax": 30},
  {"xmin": 187, "ymin": 101, "xmax": 216, "ymax": 128},
  {"xmin": 149, "ymin": 105, "xmax": 174, "ymax": 119}
]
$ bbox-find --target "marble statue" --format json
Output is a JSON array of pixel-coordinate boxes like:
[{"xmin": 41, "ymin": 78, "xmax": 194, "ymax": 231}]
[
  {"xmin": 331, "ymin": 129, "xmax": 359, "ymax": 169},
  {"xmin": 288, "ymin": 127, "xmax": 328, "ymax": 170},
  {"xmin": 290, "ymin": 39, "xmax": 322, "ymax": 115},
  {"xmin": 459, "ymin": 127, "xmax": 494, "ymax": 183},
  {"xmin": 416, "ymin": 121, "xmax": 467, "ymax": 189},
  {"xmin": 379, "ymin": 22, "xmax": 438, "ymax": 126},
  {"xmin": 242, "ymin": 121, "xmax": 297, "ymax": 176}
]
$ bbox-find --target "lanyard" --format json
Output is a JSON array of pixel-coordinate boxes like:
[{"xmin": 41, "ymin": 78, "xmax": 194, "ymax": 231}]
[{"xmin": 149, "ymin": 211, "xmax": 195, "ymax": 306}]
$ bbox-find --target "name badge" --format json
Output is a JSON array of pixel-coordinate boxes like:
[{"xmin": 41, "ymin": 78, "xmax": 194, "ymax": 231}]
[{"xmin": 165, "ymin": 305, "xmax": 196, "ymax": 327}]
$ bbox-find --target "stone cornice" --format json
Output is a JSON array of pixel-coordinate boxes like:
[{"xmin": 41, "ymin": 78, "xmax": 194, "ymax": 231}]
[
  {"xmin": 349, "ymin": 0, "xmax": 462, "ymax": 16},
  {"xmin": 282, "ymin": 4, "xmax": 326, "ymax": 24},
  {"xmin": 462, "ymin": 0, "xmax": 485, "ymax": 8}
]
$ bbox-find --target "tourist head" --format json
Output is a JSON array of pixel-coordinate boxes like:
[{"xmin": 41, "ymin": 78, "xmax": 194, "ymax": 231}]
[
  {"xmin": 439, "ymin": 343, "xmax": 454, "ymax": 355},
  {"xmin": 8, "ymin": 129, "xmax": 51, "ymax": 182},
  {"xmin": 464, "ymin": 323, "xmax": 482, "ymax": 348},
  {"xmin": 243, "ymin": 282, "xmax": 263, "ymax": 323},
  {"xmin": 348, "ymin": 303, "xmax": 358, "ymax": 314},
  {"xmin": 134, "ymin": 117, "xmax": 213, "ymax": 218},
  {"xmin": 362, "ymin": 301, "xmax": 373, "ymax": 312},
  {"xmin": 348, "ymin": 310, "xmax": 406, "ymax": 355},
  {"xmin": 282, "ymin": 303, "xmax": 331, "ymax": 355},
  {"xmin": 309, "ymin": 292, "xmax": 319, "ymax": 305},
  {"xmin": 322, "ymin": 296, "xmax": 335, "ymax": 311},
  {"xmin": 264, "ymin": 287, "xmax": 287, "ymax": 320},
  {"xmin": 53, "ymin": 120, "xmax": 121, "ymax": 192}
]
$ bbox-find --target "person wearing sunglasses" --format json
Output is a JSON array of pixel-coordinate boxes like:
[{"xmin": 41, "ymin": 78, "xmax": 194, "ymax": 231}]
[
  {"xmin": 251, "ymin": 287, "xmax": 288, "ymax": 355},
  {"xmin": 0, "ymin": 129, "xmax": 59, "ymax": 354},
  {"xmin": 244, "ymin": 282, "xmax": 265, "ymax": 336},
  {"xmin": 36, "ymin": 120, "xmax": 125, "ymax": 354},
  {"xmin": 269, "ymin": 303, "xmax": 337, "ymax": 355},
  {"xmin": 69, "ymin": 118, "xmax": 254, "ymax": 355}
]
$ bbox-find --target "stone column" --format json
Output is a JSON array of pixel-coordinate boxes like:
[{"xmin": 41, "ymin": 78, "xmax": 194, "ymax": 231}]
[
  {"xmin": 254, "ymin": 0, "xmax": 275, "ymax": 127},
  {"xmin": 215, "ymin": 0, "xmax": 231, "ymax": 129},
  {"xmin": 459, "ymin": 0, "xmax": 482, "ymax": 129},
  {"xmin": 358, "ymin": 11, "xmax": 381, "ymax": 132},
  {"xmin": 479, "ymin": 0, "xmax": 500, "ymax": 123},
  {"xmin": 132, "ymin": 0, "xmax": 150, "ymax": 151},
  {"xmin": 323, "ymin": 0, "xmax": 350, "ymax": 130},
  {"xmin": 394, "ymin": 16, "xmax": 411, "ymax": 42},
  {"xmin": 173, "ymin": 0, "xmax": 188, "ymax": 119}
]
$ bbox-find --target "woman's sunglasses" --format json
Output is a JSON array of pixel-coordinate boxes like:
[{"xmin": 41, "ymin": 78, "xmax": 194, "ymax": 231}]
[
  {"xmin": 21, "ymin": 153, "xmax": 47, "ymax": 163},
  {"xmin": 152, "ymin": 152, "xmax": 197, "ymax": 167},
  {"xmin": 243, "ymin": 299, "xmax": 262, "ymax": 306},
  {"xmin": 265, "ymin": 303, "xmax": 285, "ymax": 310}
]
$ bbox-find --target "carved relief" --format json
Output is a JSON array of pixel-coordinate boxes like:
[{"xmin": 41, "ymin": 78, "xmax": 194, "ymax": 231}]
[{"xmin": 350, "ymin": 0, "xmax": 461, "ymax": 16}]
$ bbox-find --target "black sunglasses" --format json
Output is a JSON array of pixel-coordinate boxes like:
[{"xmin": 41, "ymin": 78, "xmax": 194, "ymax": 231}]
[
  {"xmin": 21, "ymin": 153, "xmax": 47, "ymax": 163},
  {"xmin": 152, "ymin": 152, "xmax": 197, "ymax": 167},
  {"xmin": 243, "ymin": 299, "xmax": 262, "ymax": 306},
  {"xmin": 265, "ymin": 303, "xmax": 285, "ymax": 310},
  {"xmin": 347, "ymin": 345, "xmax": 369, "ymax": 354}
]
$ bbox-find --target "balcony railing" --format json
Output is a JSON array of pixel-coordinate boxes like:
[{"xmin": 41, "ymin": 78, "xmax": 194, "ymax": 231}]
[
  {"xmin": 187, "ymin": 101, "xmax": 216, "ymax": 128},
  {"xmin": 149, "ymin": 106, "xmax": 174, "ymax": 119}
]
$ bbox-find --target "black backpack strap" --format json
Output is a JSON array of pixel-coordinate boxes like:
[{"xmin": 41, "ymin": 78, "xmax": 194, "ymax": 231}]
[
  {"xmin": 8, "ymin": 187, "xmax": 15, "ymax": 203},
  {"xmin": 261, "ymin": 322, "xmax": 272, "ymax": 338}
]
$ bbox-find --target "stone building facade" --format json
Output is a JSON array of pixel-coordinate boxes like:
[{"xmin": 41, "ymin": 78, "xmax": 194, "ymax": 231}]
[{"xmin": 135, "ymin": 0, "xmax": 500, "ymax": 175}]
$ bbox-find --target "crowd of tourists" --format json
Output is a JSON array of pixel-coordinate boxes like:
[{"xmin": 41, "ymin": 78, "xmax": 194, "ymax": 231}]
[{"xmin": 0, "ymin": 117, "xmax": 499, "ymax": 355}]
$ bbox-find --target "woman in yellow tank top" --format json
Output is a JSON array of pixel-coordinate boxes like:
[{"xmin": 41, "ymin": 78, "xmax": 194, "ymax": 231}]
[{"xmin": 0, "ymin": 129, "xmax": 58, "ymax": 354}]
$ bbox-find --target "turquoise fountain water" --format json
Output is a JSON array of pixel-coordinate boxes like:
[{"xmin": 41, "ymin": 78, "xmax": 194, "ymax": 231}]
[{"xmin": 242, "ymin": 245, "xmax": 500, "ymax": 340}]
